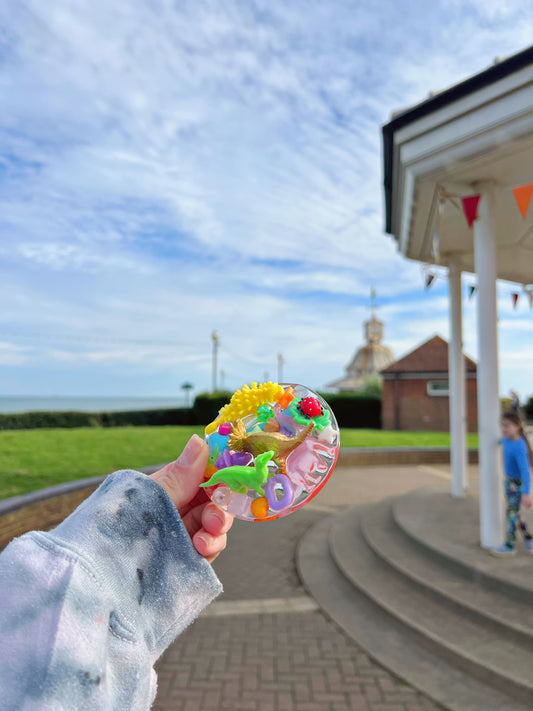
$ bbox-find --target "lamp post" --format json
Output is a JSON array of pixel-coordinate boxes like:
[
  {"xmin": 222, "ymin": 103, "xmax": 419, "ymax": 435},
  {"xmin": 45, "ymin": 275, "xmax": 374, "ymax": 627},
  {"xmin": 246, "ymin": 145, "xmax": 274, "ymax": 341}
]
[
  {"xmin": 277, "ymin": 353, "xmax": 284, "ymax": 383},
  {"xmin": 212, "ymin": 330, "xmax": 219, "ymax": 393}
]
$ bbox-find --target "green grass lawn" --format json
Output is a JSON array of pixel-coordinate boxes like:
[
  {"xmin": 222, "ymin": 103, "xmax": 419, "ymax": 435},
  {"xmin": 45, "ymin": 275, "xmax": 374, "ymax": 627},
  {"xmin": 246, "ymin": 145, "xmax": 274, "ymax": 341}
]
[
  {"xmin": 0, "ymin": 426, "xmax": 479, "ymax": 501},
  {"xmin": 340, "ymin": 429, "xmax": 478, "ymax": 448}
]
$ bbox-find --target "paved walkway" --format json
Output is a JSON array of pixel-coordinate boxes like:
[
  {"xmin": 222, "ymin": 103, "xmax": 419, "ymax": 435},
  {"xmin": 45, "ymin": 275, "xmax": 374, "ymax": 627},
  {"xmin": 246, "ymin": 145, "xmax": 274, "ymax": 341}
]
[{"xmin": 153, "ymin": 463, "xmax": 479, "ymax": 711}]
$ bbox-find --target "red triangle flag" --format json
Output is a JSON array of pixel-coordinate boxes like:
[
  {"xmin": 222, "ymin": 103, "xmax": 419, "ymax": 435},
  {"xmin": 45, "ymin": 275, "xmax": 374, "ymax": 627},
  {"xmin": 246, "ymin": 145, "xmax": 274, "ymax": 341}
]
[
  {"xmin": 512, "ymin": 293, "xmax": 519, "ymax": 309},
  {"xmin": 512, "ymin": 184, "xmax": 533, "ymax": 220},
  {"xmin": 461, "ymin": 195, "xmax": 481, "ymax": 228}
]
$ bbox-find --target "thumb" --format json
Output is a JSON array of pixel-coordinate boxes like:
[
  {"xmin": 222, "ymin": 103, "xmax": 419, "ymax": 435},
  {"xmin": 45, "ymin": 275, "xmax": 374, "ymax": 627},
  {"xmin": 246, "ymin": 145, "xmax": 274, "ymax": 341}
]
[{"xmin": 150, "ymin": 434, "xmax": 209, "ymax": 509}]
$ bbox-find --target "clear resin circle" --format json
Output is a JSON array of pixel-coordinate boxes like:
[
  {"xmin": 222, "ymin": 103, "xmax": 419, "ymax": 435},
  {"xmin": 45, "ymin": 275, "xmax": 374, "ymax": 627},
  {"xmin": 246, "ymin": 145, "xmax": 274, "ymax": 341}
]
[{"xmin": 200, "ymin": 383, "xmax": 340, "ymax": 521}]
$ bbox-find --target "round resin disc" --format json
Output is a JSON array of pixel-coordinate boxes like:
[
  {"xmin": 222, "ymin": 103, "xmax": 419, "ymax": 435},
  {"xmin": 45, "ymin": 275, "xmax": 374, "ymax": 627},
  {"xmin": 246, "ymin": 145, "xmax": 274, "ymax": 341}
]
[{"xmin": 201, "ymin": 383, "xmax": 340, "ymax": 521}]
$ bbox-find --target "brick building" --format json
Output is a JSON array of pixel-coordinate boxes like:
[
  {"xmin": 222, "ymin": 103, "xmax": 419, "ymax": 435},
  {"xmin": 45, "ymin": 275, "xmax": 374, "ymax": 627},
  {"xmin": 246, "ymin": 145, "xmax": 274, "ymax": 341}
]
[{"xmin": 381, "ymin": 335, "xmax": 478, "ymax": 432}]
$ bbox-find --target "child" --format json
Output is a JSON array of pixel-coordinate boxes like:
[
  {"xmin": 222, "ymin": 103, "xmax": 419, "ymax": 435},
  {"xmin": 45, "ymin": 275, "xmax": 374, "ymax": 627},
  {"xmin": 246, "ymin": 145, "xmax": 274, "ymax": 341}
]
[{"xmin": 491, "ymin": 412, "xmax": 533, "ymax": 556}]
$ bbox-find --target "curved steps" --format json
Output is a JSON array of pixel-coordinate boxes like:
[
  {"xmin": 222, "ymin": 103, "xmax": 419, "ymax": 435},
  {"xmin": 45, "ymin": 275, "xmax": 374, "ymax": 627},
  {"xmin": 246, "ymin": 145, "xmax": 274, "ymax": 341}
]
[
  {"xmin": 360, "ymin": 499, "xmax": 533, "ymax": 647},
  {"xmin": 297, "ymin": 492, "xmax": 533, "ymax": 711},
  {"xmin": 393, "ymin": 490, "xmax": 533, "ymax": 604}
]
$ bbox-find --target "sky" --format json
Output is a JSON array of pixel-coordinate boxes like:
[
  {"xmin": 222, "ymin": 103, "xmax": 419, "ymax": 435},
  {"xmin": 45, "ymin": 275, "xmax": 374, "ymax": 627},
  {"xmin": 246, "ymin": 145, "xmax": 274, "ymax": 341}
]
[{"xmin": 0, "ymin": 0, "xmax": 532, "ymax": 402}]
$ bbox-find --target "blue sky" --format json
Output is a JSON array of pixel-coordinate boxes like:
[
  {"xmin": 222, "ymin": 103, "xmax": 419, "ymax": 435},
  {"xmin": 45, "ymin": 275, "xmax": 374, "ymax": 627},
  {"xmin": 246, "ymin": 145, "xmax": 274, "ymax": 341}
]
[{"xmin": 1, "ymin": 1, "xmax": 532, "ymax": 400}]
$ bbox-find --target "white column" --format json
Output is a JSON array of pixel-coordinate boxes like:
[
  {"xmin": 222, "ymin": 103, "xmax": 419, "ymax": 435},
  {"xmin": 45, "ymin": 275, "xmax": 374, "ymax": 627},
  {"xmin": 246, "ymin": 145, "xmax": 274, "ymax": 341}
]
[
  {"xmin": 448, "ymin": 259, "xmax": 468, "ymax": 497},
  {"xmin": 473, "ymin": 184, "xmax": 504, "ymax": 548}
]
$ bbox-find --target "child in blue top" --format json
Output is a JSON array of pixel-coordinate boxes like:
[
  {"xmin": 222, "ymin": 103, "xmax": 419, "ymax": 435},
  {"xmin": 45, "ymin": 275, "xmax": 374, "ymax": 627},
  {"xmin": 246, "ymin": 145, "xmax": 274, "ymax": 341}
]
[{"xmin": 491, "ymin": 412, "xmax": 533, "ymax": 556}]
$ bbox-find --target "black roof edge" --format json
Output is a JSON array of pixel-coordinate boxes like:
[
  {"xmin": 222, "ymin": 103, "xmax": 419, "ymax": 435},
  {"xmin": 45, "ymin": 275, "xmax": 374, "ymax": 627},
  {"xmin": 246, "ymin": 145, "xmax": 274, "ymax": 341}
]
[{"xmin": 382, "ymin": 45, "xmax": 533, "ymax": 235}]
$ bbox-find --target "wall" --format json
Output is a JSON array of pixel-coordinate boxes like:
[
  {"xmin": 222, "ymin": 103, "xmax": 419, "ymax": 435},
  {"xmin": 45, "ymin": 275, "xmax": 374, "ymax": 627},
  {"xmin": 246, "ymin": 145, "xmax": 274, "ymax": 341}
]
[
  {"xmin": 338, "ymin": 447, "xmax": 479, "ymax": 466},
  {"xmin": 0, "ymin": 449, "xmax": 480, "ymax": 548},
  {"xmin": 0, "ymin": 478, "xmax": 104, "ymax": 549},
  {"xmin": 382, "ymin": 377, "xmax": 478, "ymax": 431}
]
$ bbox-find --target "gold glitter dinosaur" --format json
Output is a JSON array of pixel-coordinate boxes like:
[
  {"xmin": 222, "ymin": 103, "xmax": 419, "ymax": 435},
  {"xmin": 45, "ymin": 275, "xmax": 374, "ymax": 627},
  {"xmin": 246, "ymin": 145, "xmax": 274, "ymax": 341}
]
[
  {"xmin": 205, "ymin": 382, "xmax": 284, "ymax": 435},
  {"xmin": 228, "ymin": 418, "xmax": 314, "ymax": 471}
]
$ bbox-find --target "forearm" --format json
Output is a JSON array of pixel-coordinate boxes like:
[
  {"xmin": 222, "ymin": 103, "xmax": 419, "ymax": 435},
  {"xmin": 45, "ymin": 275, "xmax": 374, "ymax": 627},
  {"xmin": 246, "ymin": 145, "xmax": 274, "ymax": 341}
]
[{"xmin": 0, "ymin": 470, "xmax": 222, "ymax": 711}]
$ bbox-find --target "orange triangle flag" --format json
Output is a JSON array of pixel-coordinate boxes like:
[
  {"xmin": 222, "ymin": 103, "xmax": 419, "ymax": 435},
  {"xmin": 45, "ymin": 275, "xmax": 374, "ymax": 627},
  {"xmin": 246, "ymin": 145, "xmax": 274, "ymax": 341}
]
[{"xmin": 512, "ymin": 183, "xmax": 533, "ymax": 219}]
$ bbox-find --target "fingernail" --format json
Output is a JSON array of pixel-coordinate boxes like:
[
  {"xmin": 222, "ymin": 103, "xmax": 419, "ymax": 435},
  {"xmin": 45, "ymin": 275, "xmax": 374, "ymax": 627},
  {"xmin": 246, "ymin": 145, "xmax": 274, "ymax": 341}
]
[
  {"xmin": 195, "ymin": 534, "xmax": 208, "ymax": 550},
  {"xmin": 177, "ymin": 435, "xmax": 204, "ymax": 467},
  {"xmin": 207, "ymin": 510, "xmax": 225, "ymax": 528}
]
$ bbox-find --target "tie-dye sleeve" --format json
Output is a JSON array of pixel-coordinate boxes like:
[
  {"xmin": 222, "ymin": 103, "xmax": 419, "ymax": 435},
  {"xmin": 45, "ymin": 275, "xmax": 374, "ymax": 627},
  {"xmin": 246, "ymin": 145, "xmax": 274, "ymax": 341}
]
[{"xmin": 0, "ymin": 469, "xmax": 223, "ymax": 711}]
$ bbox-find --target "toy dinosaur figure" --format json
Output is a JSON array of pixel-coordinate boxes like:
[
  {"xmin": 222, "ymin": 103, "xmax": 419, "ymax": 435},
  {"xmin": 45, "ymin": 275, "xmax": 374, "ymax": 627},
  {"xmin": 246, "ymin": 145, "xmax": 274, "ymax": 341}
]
[
  {"xmin": 228, "ymin": 419, "xmax": 314, "ymax": 471},
  {"xmin": 200, "ymin": 450, "xmax": 274, "ymax": 495}
]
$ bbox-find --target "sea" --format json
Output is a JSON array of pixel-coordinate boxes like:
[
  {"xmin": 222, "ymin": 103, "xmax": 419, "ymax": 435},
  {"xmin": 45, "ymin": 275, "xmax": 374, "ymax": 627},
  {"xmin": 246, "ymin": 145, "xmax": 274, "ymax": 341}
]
[{"xmin": 0, "ymin": 396, "xmax": 188, "ymax": 414}]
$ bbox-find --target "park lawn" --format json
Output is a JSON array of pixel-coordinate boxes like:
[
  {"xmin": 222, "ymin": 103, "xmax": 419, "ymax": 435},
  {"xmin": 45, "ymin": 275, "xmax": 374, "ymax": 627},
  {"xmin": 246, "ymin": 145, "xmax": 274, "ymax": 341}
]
[
  {"xmin": 340, "ymin": 429, "xmax": 478, "ymax": 448},
  {"xmin": 0, "ymin": 425, "xmax": 479, "ymax": 501},
  {"xmin": 0, "ymin": 425, "xmax": 204, "ymax": 501}
]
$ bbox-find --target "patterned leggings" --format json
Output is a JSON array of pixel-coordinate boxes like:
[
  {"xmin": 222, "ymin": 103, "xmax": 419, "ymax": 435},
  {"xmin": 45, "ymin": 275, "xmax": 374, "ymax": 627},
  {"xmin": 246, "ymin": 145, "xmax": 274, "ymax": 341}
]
[{"xmin": 505, "ymin": 479, "xmax": 532, "ymax": 546}]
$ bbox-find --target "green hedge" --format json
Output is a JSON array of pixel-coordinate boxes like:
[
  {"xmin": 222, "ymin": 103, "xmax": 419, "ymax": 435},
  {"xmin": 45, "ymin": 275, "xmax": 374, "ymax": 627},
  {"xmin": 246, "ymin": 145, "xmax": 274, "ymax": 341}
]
[
  {"xmin": 318, "ymin": 393, "xmax": 381, "ymax": 429},
  {"xmin": 0, "ymin": 392, "xmax": 381, "ymax": 430},
  {"xmin": 0, "ymin": 408, "xmax": 194, "ymax": 431},
  {"xmin": 99, "ymin": 408, "xmax": 193, "ymax": 427},
  {"xmin": 0, "ymin": 411, "xmax": 98, "ymax": 430},
  {"xmin": 191, "ymin": 392, "xmax": 233, "ymax": 425},
  {"xmin": 193, "ymin": 391, "xmax": 382, "ymax": 429}
]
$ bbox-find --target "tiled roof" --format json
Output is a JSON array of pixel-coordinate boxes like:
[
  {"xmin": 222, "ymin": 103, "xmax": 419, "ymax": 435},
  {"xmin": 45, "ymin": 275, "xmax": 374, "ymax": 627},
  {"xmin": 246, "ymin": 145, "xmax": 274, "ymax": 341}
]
[{"xmin": 380, "ymin": 335, "xmax": 477, "ymax": 374}]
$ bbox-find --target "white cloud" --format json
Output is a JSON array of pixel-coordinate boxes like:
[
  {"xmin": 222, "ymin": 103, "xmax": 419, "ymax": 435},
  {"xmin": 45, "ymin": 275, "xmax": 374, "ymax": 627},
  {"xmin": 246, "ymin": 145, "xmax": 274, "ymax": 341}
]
[{"xmin": 0, "ymin": 0, "xmax": 532, "ymax": 396}]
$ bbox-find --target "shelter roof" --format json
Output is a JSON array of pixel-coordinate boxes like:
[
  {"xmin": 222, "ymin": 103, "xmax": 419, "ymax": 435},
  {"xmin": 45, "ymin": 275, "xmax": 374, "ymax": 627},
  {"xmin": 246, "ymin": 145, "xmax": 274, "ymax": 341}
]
[
  {"xmin": 382, "ymin": 46, "xmax": 533, "ymax": 234},
  {"xmin": 381, "ymin": 45, "xmax": 533, "ymax": 284},
  {"xmin": 381, "ymin": 335, "xmax": 477, "ymax": 374}
]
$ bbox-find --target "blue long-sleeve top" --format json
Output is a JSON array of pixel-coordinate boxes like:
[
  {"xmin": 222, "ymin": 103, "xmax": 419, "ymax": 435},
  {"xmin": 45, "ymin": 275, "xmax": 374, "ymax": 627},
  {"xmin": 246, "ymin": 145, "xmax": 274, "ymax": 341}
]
[
  {"xmin": 502, "ymin": 437, "xmax": 531, "ymax": 494},
  {"xmin": 0, "ymin": 470, "xmax": 223, "ymax": 710}
]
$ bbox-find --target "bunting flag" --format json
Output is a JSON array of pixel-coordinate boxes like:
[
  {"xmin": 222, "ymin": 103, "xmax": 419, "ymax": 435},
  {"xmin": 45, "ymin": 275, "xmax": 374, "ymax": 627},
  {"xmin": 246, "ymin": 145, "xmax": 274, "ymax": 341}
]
[
  {"xmin": 512, "ymin": 183, "xmax": 533, "ymax": 220},
  {"xmin": 461, "ymin": 195, "xmax": 481, "ymax": 228},
  {"xmin": 512, "ymin": 292, "xmax": 520, "ymax": 309},
  {"xmin": 468, "ymin": 285, "xmax": 476, "ymax": 300},
  {"xmin": 529, "ymin": 291, "xmax": 533, "ymax": 309},
  {"xmin": 425, "ymin": 273, "xmax": 435, "ymax": 290}
]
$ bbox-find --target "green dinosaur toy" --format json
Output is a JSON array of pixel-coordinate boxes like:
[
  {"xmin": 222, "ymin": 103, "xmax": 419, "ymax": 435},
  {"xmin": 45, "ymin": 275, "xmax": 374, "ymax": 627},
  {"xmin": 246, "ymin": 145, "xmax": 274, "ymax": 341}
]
[{"xmin": 200, "ymin": 450, "xmax": 274, "ymax": 495}]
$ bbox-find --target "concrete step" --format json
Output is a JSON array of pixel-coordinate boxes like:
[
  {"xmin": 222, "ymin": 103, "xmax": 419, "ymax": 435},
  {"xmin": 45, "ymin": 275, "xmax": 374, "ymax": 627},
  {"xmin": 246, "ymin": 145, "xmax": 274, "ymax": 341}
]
[
  {"xmin": 393, "ymin": 489, "xmax": 533, "ymax": 605},
  {"xmin": 330, "ymin": 507, "xmax": 533, "ymax": 708},
  {"xmin": 297, "ymin": 513, "xmax": 530, "ymax": 711},
  {"xmin": 360, "ymin": 499, "xmax": 533, "ymax": 647}
]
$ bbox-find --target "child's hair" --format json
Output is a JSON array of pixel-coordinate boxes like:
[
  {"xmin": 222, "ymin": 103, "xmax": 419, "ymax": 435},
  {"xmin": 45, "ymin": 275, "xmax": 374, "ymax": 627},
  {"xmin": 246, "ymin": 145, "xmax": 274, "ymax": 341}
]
[{"xmin": 502, "ymin": 411, "xmax": 533, "ymax": 464}]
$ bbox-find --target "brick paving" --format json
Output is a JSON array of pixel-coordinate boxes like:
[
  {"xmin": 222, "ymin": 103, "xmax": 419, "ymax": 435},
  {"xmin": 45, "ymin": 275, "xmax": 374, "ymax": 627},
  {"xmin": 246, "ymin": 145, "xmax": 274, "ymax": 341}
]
[
  {"xmin": 153, "ymin": 463, "xmax": 467, "ymax": 711},
  {"xmin": 154, "ymin": 612, "xmax": 439, "ymax": 711}
]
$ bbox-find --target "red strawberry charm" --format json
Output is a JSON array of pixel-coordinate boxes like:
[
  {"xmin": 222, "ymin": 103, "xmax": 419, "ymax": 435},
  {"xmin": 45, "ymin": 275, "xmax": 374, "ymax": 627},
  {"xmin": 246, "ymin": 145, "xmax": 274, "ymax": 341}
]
[{"xmin": 299, "ymin": 396, "xmax": 323, "ymax": 418}]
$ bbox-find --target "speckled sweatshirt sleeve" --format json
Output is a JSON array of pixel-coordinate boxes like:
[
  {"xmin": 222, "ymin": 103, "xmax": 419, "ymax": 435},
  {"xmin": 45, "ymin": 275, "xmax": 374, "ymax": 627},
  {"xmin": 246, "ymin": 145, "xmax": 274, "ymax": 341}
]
[{"xmin": 0, "ymin": 470, "xmax": 223, "ymax": 711}]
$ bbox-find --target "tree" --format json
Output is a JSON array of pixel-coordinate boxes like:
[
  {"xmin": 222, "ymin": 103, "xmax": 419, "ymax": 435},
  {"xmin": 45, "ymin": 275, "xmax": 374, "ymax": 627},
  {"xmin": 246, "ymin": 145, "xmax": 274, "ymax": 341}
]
[
  {"xmin": 181, "ymin": 382, "xmax": 194, "ymax": 407},
  {"xmin": 359, "ymin": 375, "xmax": 382, "ymax": 398}
]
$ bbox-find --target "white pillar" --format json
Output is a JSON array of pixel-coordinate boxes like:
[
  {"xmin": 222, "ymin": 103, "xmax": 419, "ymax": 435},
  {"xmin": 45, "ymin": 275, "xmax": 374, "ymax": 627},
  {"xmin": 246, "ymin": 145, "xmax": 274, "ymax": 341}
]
[
  {"xmin": 448, "ymin": 259, "xmax": 468, "ymax": 497},
  {"xmin": 473, "ymin": 184, "xmax": 504, "ymax": 548}
]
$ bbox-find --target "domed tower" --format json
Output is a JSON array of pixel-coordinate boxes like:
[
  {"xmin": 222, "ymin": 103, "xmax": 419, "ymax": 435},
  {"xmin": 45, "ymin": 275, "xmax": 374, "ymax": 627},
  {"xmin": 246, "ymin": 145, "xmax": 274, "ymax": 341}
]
[{"xmin": 327, "ymin": 293, "xmax": 395, "ymax": 392}]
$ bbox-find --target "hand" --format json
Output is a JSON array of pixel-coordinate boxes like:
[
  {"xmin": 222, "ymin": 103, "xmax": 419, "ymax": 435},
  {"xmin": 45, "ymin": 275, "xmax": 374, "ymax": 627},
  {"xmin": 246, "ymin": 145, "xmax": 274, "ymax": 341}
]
[
  {"xmin": 150, "ymin": 435, "xmax": 234, "ymax": 563},
  {"xmin": 522, "ymin": 493, "xmax": 532, "ymax": 509}
]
